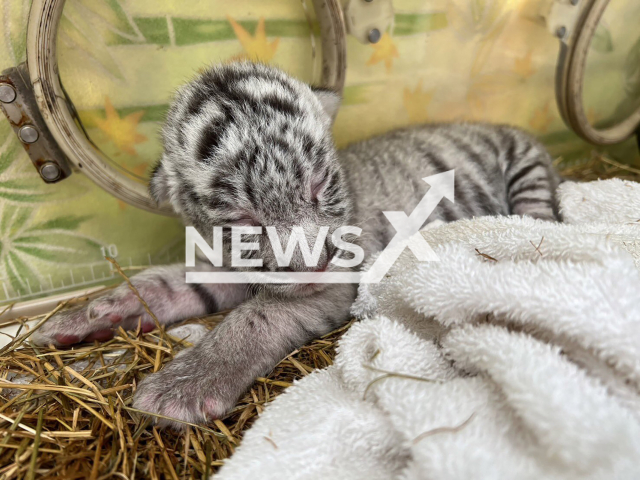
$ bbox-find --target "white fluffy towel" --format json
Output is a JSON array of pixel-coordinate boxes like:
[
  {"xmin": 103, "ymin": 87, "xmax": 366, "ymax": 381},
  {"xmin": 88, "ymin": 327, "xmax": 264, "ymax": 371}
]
[{"xmin": 215, "ymin": 179, "xmax": 640, "ymax": 480}]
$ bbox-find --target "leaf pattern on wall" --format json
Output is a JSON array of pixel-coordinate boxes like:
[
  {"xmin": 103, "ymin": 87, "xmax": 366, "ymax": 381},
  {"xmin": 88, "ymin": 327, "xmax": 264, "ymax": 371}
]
[
  {"xmin": 1, "ymin": 0, "xmax": 29, "ymax": 64},
  {"xmin": 0, "ymin": 204, "xmax": 102, "ymax": 296},
  {"xmin": 59, "ymin": 0, "xmax": 147, "ymax": 81},
  {"xmin": 1, "ymin": 0, "xmax": 639, "ymax": 306},
  {"xmin": 446, "ymin": 0, "xmax": 512, "ymax": 41},
  {"xmin": 591, "ymin": 24, "xmax": 614, "ymax": 54}
]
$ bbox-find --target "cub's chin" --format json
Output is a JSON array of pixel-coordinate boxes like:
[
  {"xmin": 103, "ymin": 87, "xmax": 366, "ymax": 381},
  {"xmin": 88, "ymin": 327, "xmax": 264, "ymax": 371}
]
[{"xmin": 261, "ymin": 280, "xmax": 329, "ymax": 298}]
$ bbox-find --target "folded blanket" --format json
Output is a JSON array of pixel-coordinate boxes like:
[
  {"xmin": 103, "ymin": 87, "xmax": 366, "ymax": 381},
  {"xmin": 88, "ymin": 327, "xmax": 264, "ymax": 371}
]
[{"xmin": 216, "ymin": 179, "xmax": 640, "ymax": 480}]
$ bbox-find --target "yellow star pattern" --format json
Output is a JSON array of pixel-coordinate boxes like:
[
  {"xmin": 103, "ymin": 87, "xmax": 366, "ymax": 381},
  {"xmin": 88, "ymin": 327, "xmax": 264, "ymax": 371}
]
[
  {"xmin": 529, "ymin": 102, "xmax": 554, "ymax": 133},
  {"xmin": 403, "ymin": 80, "xmax": 434, "ymax": 123},
  {"xmin": 227, "ymin": 16, "xmax": 280, "ymax": 63},
  {"xmin": 513, "ymin": 50, "xmax": 535, "ymax": 79},
  {"xmin": 94, "ymin": 97, "xmax": 147, "ymax": 156},
  {"xmin": 366, "ymin": 32, "xmax": 399, "ymax": 73},
  {"xmin": 132, "ymin": 162, "xmax": 151, "ymax": 178}
]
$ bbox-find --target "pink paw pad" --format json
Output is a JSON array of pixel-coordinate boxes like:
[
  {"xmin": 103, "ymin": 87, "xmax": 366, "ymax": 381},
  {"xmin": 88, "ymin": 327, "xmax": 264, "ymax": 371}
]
[
  {"xmin": 141, "ymin": 322, "xmax": 156, "ymax": 333},
  {"xmin": 107, "ymin": 314, "xmax": 122, "ymax": 324},
  {"xmin": 55, "ymin": 334, "xmax": 81, "ymax": 346},
  {"xmin": 204, "ymin": 398, "xmax": 222, "ymax": 419},
  {"xmin": 84, "ymin": 329, "xmax": 114, "ymax": 342}
]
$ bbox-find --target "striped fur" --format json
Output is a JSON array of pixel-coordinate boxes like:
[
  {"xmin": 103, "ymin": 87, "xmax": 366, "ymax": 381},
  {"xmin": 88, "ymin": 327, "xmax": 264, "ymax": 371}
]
[
  {"xmin": 152, "ymin": 62, "xmax": 561, "ymax": 269},
  {"xmin": 342, "ymin": 123, "xmax": 562, "ymax": 255},
  {"xmin": 36, "ymin": 62, "xmax": 562, "ymax": 427},
  {"xmin": 151, "ymin": 62, "xmax": 350, "ymax": 231}
]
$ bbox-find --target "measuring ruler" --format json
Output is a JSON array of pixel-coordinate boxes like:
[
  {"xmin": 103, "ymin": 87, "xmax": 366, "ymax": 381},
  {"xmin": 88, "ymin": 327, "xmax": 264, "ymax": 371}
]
[{"xmin": 0, "ymin": 244, "xmax": 184, "ymax": 306}]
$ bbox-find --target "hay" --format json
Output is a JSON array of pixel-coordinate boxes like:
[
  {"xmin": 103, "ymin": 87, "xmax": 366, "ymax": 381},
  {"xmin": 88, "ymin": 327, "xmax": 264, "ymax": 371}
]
[
  {"xmin": 556, "ymin": 150, "xmax": 640, "ymax": 182},
  {"xmin": 0, "ymin": 153, "xmax": 638, "ymax": 478},
  {"xmin": 0, "ymin": 305, "xmax": 350, "ymax": 478}
]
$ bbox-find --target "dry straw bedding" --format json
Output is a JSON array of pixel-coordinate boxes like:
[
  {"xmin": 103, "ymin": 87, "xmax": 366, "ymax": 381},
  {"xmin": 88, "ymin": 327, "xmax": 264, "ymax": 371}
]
[{"xmin": 0, "ymin": 154, "xmax": 638, "ymax": 479}]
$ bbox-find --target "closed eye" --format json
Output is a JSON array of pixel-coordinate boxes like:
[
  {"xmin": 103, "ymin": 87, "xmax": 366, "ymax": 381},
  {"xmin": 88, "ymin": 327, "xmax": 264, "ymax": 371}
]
[
  {"xmin": 311, "ymin": 173, "xmax": 329, "ymax": 201},
  {"xmin": 227, "ymin": 216, "xmax": 261, "ymax": 227}
]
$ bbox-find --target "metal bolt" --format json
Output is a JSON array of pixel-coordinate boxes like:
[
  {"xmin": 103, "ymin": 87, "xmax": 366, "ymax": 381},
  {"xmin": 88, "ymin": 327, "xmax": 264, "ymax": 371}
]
[
  {"xmin": 556, "ymin": 26, "xmax": 567, "ymax": 38},
  {"xmin": 0, "ymin": 84, "xmax": 17, "ymax": 103},
  {"xmin": 40, "ymin": 162, "xmax": 61, "ymax": 182},
  {"xmin": 18, "ymin": 125, "xmax": 39, "ymax": 144},
  {"xmin": 368, "ymin": 28, "xmax": 381, "ymax": 43}
]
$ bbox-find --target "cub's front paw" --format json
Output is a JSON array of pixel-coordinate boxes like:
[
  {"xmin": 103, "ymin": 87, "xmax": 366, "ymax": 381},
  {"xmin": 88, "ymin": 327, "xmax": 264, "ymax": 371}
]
[
  {"xmin": 133, "ymin": 348, "xmax": 239, "ymax": 428},
  {"xmin": 30, "ymin": 290, "xmax": 156, "ymax": 347}
]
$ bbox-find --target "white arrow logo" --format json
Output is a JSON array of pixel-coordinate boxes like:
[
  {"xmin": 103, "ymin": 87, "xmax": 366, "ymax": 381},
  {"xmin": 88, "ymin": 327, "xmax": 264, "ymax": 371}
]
[
  {"xmin": 186, "ymin": 170, "xmax": 454, "ymax": 284},
  {"xmin": 361, "ymin": 170, "xmax": 454, "ymax": 283}
]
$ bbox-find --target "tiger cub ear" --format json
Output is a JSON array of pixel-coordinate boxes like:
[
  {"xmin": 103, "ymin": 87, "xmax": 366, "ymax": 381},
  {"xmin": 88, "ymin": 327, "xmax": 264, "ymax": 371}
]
[
  {"xmin": 311, "ymin": 87, "xmax": 341, "ymax": 124},
  {"xmin": 149, "ymin": 161, "xmax": 170, "ymax": 205}
]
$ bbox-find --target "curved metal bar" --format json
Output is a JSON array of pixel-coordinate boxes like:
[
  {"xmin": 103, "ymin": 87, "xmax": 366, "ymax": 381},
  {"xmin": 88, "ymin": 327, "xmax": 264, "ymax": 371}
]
[
  {"xmin": 26, "ymin": 0, "xmax": 347, "ymax": 214},
  {"xmin": 557, "ymin": 0, "xmax": 640, "ymax": 145}
]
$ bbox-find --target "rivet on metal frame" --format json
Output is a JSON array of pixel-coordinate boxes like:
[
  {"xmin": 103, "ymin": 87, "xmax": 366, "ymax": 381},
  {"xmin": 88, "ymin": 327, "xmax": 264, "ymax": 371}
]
[
  {"xmin": 19, "ymin": 124, "xmax": 39, "ymax": 144},
  {"xmin": 344, "ymin": 0, "xmax": 394, "ymax": 44},
  {"xmin": 0, "ymin": 83, "xmax": 17, "ymax": 103},
  {"xmin": 556, "ymin": 25, "xmax": 567, "ymax": 39},
  {"xmin": 0, "ymin": 64, "xmax": 72, "ymax": 183},
  {"xmin": 40, "ymin": 161, "xmax": 62, "ymax": 181}
]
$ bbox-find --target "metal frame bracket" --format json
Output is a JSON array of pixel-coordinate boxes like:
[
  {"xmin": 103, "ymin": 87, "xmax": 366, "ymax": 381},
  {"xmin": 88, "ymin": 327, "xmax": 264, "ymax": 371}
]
[
  {"xmin": 0, "ymin": 63, "xmax": 72, "ymax": 183},
  {"xmin": 344, "ymin": 0, "xmax": 394, "ymax": 44}
]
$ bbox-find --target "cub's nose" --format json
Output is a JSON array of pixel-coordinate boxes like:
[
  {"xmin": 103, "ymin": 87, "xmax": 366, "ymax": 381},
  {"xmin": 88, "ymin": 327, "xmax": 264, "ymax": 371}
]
[
  {"xmin": 314, "ymin": 258, "xmax": 329, "ymax": 273},
  {"xmin": 277, "ymin": 258, "xmax": 328, "ymax": 273}
]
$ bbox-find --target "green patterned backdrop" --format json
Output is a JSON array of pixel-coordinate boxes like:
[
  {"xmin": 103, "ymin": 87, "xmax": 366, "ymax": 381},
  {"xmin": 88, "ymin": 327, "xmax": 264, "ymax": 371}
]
[{"xmin": 1, "ymin": 0, "xmax": 639, "ymax": 305}]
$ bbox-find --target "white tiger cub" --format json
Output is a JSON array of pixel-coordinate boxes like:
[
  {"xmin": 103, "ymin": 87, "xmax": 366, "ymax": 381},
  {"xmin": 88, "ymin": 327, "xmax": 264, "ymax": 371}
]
[{"xmin": 33, "ymin": 62, "xmax": 561, "ymax": 427}]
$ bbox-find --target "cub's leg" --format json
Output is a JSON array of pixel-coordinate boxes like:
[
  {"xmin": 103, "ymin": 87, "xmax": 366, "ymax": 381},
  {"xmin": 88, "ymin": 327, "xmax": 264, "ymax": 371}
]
[
  {"xmin": 133, "ymin": 283, "xmax": 356, "ymax": 426},
  {"xmin": 31, "ymin": 264, "xmax": 248, "ymax": 346}
]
